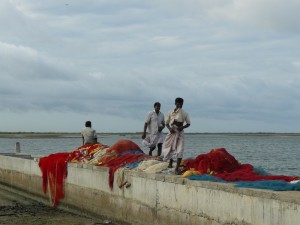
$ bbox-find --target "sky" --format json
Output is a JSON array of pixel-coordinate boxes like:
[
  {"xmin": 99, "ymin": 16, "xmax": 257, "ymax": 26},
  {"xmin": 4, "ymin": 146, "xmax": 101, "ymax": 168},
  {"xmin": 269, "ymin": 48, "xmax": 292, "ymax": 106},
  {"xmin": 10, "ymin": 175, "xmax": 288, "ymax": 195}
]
[{"xmin": 1, "ymin": 0, "xmax": 300, "ymax": 133}]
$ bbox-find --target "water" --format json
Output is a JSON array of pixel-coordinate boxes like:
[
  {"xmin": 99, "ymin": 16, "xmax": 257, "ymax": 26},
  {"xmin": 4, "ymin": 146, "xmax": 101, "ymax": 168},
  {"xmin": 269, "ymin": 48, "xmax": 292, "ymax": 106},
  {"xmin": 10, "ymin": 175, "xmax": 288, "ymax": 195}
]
[{"xmin": 1, "ymin": 133, "xmax": 299, "ymax": 177}]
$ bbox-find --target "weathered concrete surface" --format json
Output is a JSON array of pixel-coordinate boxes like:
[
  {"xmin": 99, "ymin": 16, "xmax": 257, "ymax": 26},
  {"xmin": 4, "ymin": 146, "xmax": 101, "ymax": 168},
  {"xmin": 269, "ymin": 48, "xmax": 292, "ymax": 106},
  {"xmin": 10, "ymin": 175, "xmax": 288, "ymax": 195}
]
[
  {"xmin": 0, "ymin": 184, "xmax": 119, "ymax": 225},
  {"xmin": 0, "ymin": 154, "xmax": 300, "ymax": 225}
]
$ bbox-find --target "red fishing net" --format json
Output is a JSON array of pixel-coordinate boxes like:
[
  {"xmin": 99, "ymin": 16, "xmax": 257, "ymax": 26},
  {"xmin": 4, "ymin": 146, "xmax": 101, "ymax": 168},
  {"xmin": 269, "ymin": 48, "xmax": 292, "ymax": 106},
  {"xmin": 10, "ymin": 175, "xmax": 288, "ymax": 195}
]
[
  {"xmin": 40, "ymin": 143, "xmax": 298, "ymax": 208},
  {"xmin": 183, "ymin": 148, "xmax": 298, "ymax": 182},
  {"xmin": 184, "ymin": 148, "xmax": 241, "ymax": 174},
  {"xmin": 39, "ymin": 152, "xmax": 69, "ymax": 207},
  {"xmin": 39, "ymin": 140, "xmax": 150, "ymax": 207},
  {"xmin": 94, "ymin": 139, "xmax": 151, "ymax": 188},
  {"xmin": 39, "ymin": 143, "xmax": 107, "ymax": 207}
]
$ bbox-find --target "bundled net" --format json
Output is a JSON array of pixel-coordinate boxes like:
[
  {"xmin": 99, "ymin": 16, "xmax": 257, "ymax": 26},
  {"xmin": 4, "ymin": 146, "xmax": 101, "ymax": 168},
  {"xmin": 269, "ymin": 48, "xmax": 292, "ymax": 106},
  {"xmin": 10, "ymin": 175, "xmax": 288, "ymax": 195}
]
[
  {"xmin": 93, "ymin": 139, "xmax": 152, "ymax": 188},
  {"xmin": 68, "ymin": 143, "xmax": 109, "ymax": 163},
  {"xmin": 183, "ymin": 148, "xmax": 300, "ymax": 190},
  {"xmin": 184, "ymin": 148, "xmax": 241, "ymax": 174}
]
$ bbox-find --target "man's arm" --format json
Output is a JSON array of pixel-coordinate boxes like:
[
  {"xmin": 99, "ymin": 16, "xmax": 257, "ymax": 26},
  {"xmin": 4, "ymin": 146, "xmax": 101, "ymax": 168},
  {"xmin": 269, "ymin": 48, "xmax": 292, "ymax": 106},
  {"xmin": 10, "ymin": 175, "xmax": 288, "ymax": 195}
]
[
  {"xmin": 142, "ymin": 123, "xmax": 148, "ymax": 139},
  {"xmin": 93, "ymin": 137, "xmax": 98, "ymax": 144},
  {"xmin": 178, "ymin": 111, "xmax": 191, "ymax": 131},
  {"xmin": 165, "ymin": 111, "xmax": 175, "ymax": 133},
  {"xmin": 142, "ymin": 112, "xmax": 151, "ymax": 139},
  {"xmin": 158, "ymin": 119, "xmax": 165, "ymax": 132},
  {"xmin": 93, "ymin": 130, "xmax": 98, "ymax": 144}
]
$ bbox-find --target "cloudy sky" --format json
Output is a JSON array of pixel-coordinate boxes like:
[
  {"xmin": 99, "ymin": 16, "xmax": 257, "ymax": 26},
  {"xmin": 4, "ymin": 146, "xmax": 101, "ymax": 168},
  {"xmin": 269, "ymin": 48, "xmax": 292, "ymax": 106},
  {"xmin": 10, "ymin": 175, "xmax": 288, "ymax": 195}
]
[{"xmin": 1, "ymin": 0, "xmax": 300, "ymax": 133}]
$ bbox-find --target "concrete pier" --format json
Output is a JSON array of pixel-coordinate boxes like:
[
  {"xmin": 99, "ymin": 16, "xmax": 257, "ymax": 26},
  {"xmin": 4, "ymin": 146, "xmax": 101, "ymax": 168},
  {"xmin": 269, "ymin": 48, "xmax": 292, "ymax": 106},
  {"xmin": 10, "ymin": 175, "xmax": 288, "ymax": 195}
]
[{"xmin": 0, "ymin": 154, "xmax": 299, "ymax": 225}]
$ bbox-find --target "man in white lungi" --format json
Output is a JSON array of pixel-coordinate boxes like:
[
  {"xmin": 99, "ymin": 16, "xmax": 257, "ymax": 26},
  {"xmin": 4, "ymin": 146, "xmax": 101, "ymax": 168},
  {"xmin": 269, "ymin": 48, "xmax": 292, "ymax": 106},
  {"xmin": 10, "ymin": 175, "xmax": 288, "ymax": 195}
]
[
  {"xmin": 162, "ymin": 97, "xmax": 190, "ymax": 175},
  {"xmin": 142, "ymin": 102, "xmax": 165, "ymax": 156}
]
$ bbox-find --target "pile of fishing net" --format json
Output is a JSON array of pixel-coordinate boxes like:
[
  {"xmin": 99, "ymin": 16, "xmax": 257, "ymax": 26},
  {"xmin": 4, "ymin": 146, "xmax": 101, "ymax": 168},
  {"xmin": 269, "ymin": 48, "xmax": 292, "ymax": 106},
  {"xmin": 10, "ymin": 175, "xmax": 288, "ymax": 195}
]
[
  {"xmin": 91, "ymin": 139, "xmax": 152, "ymax": 188},
  {"xmin": 39, "ymin": 139, "xmax": 153, "ymax": 207},
  {"xmin": 182, "ymin": 148, "xmax": 300, "ymax": 191},
  {"xmin": 39, "ymin": 142, "xmax": 300, "ymax": 207}
]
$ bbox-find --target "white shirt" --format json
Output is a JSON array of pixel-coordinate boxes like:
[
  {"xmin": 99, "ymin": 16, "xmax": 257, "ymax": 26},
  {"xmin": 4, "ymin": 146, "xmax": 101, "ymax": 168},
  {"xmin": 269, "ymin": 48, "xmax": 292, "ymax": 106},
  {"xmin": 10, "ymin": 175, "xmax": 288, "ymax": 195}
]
[
  {"xmin": 81, "ymin": 127, "xmax": 97, "ymax": 144},
  {"xmin": 165, "ymin": 108, "xmax": 190, "ymax": 125},
  {"xmin": 145, "ymin": 110, "xmax": 165, "ymax": 135}
]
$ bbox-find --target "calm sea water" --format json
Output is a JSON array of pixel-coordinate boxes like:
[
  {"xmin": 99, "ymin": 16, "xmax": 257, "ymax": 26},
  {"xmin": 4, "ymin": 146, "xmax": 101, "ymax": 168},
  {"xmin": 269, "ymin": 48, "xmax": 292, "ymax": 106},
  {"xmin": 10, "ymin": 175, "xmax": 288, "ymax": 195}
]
[{"xmin": 0, "ymin": 133, "xmax": 299, "ymax": 176}]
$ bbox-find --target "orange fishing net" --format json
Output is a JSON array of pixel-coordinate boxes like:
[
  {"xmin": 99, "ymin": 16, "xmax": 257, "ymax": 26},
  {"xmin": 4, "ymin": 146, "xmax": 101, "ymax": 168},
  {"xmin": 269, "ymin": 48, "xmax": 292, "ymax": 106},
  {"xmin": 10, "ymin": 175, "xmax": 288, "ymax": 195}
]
[{"xmin": 68, "ymin": 143, "xmax": 109, "ymax": 163}]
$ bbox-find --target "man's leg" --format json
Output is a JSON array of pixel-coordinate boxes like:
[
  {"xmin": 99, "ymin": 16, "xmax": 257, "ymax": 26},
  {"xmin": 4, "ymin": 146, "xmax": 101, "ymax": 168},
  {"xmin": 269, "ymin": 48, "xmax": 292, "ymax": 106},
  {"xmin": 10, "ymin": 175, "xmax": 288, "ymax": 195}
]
[
  {"xmin": 175, "ymin": 158, "xmax": 182, "ymax": 174},
  {"xmin": 157, "ymin": 143, "xmax": 162, "ymax": 156},
  {"xmin": 168, "ymin": 159, "xmax": 173, "ymax": 168},
  {"xmin": 175, "ymin": 131, "xmax": 184, "ymax": 174},
  {"xmin": 149, "ymin": 146, "xmax": 156, "ymax": 156}
]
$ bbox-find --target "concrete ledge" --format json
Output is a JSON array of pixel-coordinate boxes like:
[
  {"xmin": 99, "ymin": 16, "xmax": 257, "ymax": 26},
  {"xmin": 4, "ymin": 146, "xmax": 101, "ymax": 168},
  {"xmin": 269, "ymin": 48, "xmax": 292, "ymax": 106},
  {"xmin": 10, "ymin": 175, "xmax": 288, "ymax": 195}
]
[
  {"xmin": 0, "ymin": 154, "xmax": 299, "ymax": 225},
  {"xmin": 0, "ymin": 152, "xmax": 33, "ymax": 159}
]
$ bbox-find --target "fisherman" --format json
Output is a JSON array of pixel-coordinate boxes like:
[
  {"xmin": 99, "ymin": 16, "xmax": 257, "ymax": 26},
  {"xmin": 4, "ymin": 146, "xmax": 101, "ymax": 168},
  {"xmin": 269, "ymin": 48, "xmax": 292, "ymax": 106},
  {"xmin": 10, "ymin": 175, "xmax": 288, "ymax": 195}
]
[
  {"xmin": 81, "ymin": 121, "xmax": 98, "ymax": 145},
  {"xmin": 162, "ymin": 97, "xmax": 190, "ymax": 175},
  {"xmin": 142, "ymin": 102, "xmax": 165, "ymax": 156}
]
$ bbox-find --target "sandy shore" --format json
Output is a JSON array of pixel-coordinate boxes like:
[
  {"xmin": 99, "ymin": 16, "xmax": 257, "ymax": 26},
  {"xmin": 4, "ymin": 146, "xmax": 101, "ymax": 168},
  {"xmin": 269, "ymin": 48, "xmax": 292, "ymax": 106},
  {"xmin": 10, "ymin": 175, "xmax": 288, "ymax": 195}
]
[{"xmin": 0, "ymin": 185, "xmax": 122, "ymax": 225}]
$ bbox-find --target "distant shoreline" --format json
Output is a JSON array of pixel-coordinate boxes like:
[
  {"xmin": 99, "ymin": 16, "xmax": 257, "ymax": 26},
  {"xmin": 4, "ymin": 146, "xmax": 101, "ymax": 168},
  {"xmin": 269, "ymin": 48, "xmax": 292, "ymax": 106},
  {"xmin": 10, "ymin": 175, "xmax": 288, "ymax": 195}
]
[{"xmin": 0, "ymin": 132, "xmax": 300, "ymax": 139}]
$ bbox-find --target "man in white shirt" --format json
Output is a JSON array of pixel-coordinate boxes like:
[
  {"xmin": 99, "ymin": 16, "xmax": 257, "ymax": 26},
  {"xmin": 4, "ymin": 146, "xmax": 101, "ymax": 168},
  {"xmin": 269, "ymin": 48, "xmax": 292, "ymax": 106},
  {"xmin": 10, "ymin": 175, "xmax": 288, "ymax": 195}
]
[
  {"xmin": 142, "ymin": 102, "xmax": 165, "ymax": 156},
  {"xmin": 81, "ymin": 121, "xmax": 98, "ymax": 145}
]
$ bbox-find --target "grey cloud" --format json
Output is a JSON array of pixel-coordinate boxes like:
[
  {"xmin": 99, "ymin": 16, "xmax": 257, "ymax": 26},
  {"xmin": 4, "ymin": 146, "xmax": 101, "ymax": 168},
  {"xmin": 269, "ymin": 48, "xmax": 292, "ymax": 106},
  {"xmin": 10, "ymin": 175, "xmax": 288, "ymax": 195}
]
[
  {"xmin": 1, "ymin": 0, "xmax": 300, "ymax": 132},
  {"xmin": 206, "ymin": 0, "xmax": 300, "ymax": 33},
  {"xmin": 0, "ymin": 43, "xmax": 77, "ymax": 81}
]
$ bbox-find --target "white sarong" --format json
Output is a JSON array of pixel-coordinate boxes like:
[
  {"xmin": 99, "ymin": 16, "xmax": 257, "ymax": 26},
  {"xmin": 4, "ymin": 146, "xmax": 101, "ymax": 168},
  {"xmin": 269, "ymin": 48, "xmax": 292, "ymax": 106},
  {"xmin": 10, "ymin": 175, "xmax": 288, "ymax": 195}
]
[
  {"xmin": 162, "ymin": 126, "xmax": 184, "ymax": 161},
  {"xmin": 142, "ymin": 132, "xmax": 164, "ymax": 149}
]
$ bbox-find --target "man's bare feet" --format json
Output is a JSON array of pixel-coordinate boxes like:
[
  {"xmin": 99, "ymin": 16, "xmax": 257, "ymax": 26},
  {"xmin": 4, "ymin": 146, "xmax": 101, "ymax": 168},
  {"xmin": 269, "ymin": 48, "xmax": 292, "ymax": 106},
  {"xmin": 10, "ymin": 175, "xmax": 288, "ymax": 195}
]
[
  {"xmin": 168, "ymin": 159, "xmax": 173, "ymax": 168},
  {"xmin": 175, "ymin": 169, "xmax": 182, "ymax": 175}
]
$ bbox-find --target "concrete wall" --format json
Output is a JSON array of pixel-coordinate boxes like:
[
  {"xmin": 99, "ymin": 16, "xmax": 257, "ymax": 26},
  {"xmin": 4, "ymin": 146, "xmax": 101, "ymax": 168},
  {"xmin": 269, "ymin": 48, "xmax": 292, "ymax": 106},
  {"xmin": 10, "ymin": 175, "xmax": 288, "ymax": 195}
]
[{"xmin": 0, "ymin": 154, "xmax": 300, "ymax": 225}]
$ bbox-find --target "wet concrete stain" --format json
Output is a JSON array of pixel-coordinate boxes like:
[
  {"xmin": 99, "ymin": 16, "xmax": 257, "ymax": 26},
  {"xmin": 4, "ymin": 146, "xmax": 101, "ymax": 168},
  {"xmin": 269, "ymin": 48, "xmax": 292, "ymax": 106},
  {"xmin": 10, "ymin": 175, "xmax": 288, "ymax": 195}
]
[{"xmin": 0, "ymin": 186, "xmax": 120, "ymax": 225}]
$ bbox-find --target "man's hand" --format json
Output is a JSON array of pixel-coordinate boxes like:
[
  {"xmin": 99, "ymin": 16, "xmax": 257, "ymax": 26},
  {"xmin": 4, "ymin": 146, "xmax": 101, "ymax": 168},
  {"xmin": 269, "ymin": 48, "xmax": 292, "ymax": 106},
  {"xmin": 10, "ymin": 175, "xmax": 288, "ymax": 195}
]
[
  {"xmin": 177, "ymin": 126, "xmax": 184, "ymax": 132},
  {"xmin": 142, "ymin": 132, "xmax": 146, "ymax": 139},
  {"xmin": 169, "ymin": 127, "xmax": 175, "ymax": 134}
]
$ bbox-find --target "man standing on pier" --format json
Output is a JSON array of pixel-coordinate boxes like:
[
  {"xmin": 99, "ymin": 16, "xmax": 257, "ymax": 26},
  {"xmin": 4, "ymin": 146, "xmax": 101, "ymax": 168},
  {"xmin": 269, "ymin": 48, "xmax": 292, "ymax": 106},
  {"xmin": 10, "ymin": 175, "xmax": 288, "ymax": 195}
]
[
  {"xmin": 142, "ymin": 102, "xmax": 165, "ymax": 156},
  {"xmin": 162, "ymin": 97, "xmax": 190, "ymax": 175}
]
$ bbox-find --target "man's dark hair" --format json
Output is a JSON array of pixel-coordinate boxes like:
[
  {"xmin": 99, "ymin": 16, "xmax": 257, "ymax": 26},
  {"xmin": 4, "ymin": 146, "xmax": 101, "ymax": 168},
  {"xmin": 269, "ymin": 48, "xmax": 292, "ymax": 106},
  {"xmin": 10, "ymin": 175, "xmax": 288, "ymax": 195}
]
[
  {"xmin": 175, "ymin": 97, "xmax": 184, "ymax": 104},
  {"xmin": 154, "ymin": 102, "xmax": 161, "ymax": 107},
  {"xmin": 85, "ymin": 121, "xmax": 92, "ymax": 127}
]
